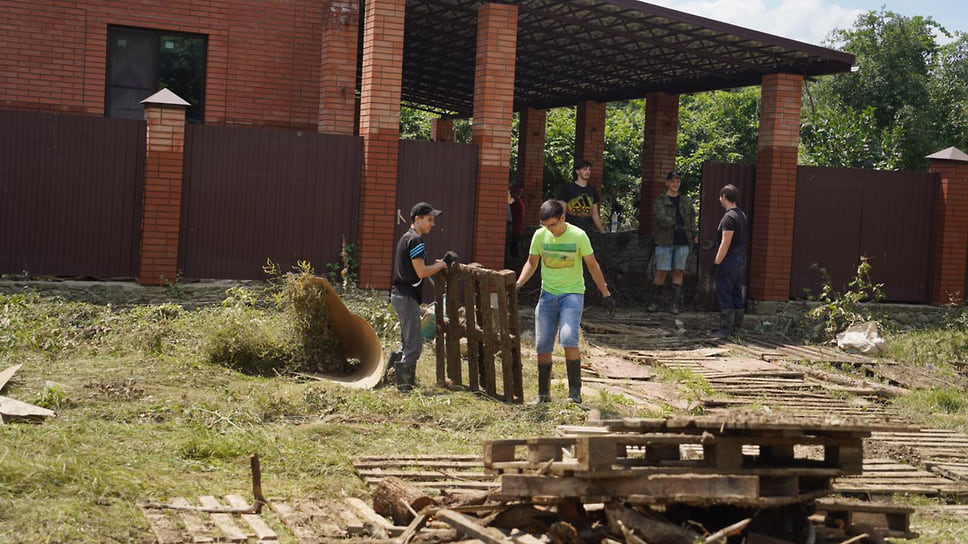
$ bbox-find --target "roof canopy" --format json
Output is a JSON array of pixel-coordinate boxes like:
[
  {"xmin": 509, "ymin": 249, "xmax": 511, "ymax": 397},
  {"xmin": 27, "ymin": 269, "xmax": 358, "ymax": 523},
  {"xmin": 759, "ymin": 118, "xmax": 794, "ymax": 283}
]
[{"xmin": 391, "ymin": 0, "xmax": 855, "ymax": 115}]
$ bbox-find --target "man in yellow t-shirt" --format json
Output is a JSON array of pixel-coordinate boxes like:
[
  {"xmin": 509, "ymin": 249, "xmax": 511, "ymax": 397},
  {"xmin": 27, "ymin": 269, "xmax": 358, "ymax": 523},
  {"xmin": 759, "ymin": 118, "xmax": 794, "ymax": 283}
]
[{"xmin": 515, "ymin": 200, "xmax": 614, "ymax": 403}]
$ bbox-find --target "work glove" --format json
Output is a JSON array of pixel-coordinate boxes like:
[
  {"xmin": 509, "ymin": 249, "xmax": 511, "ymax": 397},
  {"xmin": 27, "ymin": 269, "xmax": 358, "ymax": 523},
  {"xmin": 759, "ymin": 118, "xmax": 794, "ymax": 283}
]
[
  {"xmin": 443, "ymin": 250, "xmax": 459, "ymax": 266},
  {"xmin": 602, "ymin": 295, "xmax": 616, "ymax": 316},
  {"xmin": 710, "ymin": 263, "xmax": 720, "ymax": 275}
]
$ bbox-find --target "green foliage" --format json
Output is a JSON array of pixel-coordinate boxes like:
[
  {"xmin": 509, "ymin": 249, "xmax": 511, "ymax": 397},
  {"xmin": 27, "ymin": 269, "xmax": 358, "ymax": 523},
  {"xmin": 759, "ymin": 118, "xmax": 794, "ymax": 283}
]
[
  {"xmin": 34, "ymin": 382, "xmax": 71, "ymax": 410},
  {"xmin": 543, "ymin": 106, "xmax": 577, "ymax": 198},
  {"xmin": 602, "ymin": 101, "xmax": 645, "ymax": 228},
  {"xmin": 800, "ymin": 257, "xmax": 885, "ymax": 341},
  {"xmin": 894, "ymin": 388, "xmax": 968, "ymax": 433},
  {"xmin": 677, "ymin": 88, "xmax": 760, "ymax": 184},
  {"xmin": 885, "ymin": 306, "xmax": 968, "ymax": 367}
]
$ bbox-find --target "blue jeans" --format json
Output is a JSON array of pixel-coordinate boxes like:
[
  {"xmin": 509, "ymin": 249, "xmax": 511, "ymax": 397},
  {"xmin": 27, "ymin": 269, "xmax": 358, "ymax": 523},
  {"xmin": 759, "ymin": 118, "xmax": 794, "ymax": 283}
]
[
  {"xmin": 716, "ymin": 253, "xmax": 747, "ymax": 310},
  {"xmin": 391, "ymin": 294, "xmax": 423, "ymax": 364},
  {"xmin": 535, "ymin": 291, "xmax": 584, "ymax": 354},
  {"xmin": 654, "ymin": 245, "xmax": 690, "ymax": 271}
]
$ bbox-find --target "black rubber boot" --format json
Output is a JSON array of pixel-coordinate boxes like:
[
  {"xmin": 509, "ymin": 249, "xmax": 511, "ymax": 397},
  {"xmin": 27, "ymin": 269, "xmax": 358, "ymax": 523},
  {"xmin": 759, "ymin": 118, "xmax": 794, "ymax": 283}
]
[
  {"xmin": 647, "ymin": 284, "xmax": 662, "ymax": 312},
  {"xmin": 714, "ymin": 310, "xmax": 734, "ymax": 339},
  {"xmin": 566, "ymin": 359, "xmax": 582, "ymax": 403},
  {"xmin": 734, "ymin": 309, "xmax": 745, "ymax": 334},
  {"xmin": 395, "ymin": 361, "xmax": 415, "ymax": 392},
  {"xmin": 534, "ymin": 364, "xmax": 552, "ymax": 403},
  {"xmin": 669, "ymin": 284, "xmax": 682, "ymax": 315}
]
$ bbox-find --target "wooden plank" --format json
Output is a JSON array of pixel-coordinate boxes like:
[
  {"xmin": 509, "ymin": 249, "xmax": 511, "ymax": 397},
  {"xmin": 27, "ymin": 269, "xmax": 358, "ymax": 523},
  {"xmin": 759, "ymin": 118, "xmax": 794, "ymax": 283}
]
[
  {"xmin": 167, "ymin": 497, "xmax": 214, "ymax": 543},
  {"xmin": 463, "ymin": 273, "xmax": 481, "ymax": 392},
  {"xmin": 268, "ymin": 499, "xmax": 321, "ymax": 544},
  {"xmin": 345, "ymin": 497, "xmax": 401, "ymax": 535},
  {"xmin": 354, "ymin": 454, "xmax": 481, "ymax": 462},
  {"xmin": 495, "ymin": 273, "xmax": 514, "ymax": 402},
  {"xmin": 479, "ymin": 277, "xmax": 497, "ymax": 397},
  {"xmin": 0, "ymin": 363, "xmax": 23, "ymax": 391},
  {"xmin": 139, "ymin": 504, "xmax": 185, "ymax": 544},
  {"xmin": 435, "ymin": 266, "xmax": 447, "ymax": 386},
  {"xmin": 197, "ymin": 496, "xmax": 247, "ymax": 542},
  {"xmin": 498, "ymin": 473, "xmax": 760, "ymax": 500},
  {"xmin": 435, "ymin": 508, "xmax": 511, "ymax": 543},
  {"xmin": 446, "ymin": 268, "xmax": 462, "ymax": 386},
  {"xmin": 0, "ymin": 395, "xmax": 56, "ymax": 422},
  {"xmin": 298, "ymin": 500, "xmax": 348, "ymax": 538},
  {"xmin": 357, "ymin": 469, "xmax": 491, "ymax": 481},
  {"xmin": 224, "ymin": 494, "xmax": 277, "ymax": 541},
  {"xmin": 507, "ymin": 269, "xmax": 524, "ymax": 403}
]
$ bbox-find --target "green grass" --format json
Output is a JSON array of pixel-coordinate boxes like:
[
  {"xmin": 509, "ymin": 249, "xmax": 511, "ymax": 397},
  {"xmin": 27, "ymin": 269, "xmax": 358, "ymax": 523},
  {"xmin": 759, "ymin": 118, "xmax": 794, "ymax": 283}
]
[
  {"xmin": 0, "ymin": 290, "xmax": 608, "ymax": 542},
  {"xmin": 892, "ymin": 388, "xmax": 968, "ymax": 433}
]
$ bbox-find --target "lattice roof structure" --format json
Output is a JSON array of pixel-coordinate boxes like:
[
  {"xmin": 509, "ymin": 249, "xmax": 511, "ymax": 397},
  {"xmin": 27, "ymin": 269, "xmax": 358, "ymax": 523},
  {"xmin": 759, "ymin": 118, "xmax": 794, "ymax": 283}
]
[{"xmin": 387, "ymin": 0, "xmax": 855, "ymax": 115}]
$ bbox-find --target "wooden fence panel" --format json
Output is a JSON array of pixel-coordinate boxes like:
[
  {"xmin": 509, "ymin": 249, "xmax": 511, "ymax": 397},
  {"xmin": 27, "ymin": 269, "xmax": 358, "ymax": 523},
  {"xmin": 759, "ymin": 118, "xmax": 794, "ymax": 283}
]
[
  {"xmin": 179, "ymin": 125, "xmax": 363, "ymax": 280},
  {"xmin": 0, "ymin": 110, "xmax": 144, "ymax": 278}
]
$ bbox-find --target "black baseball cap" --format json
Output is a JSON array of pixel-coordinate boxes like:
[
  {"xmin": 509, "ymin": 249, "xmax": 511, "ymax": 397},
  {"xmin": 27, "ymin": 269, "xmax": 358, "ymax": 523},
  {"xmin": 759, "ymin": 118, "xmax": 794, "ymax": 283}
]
[
  {"xmin": 666, "ymin": 170, "xmax": 682, "ymax": 181},
  {"xmin": 410, "ymin": 202, "xmax": 443, "ymax": 219}
]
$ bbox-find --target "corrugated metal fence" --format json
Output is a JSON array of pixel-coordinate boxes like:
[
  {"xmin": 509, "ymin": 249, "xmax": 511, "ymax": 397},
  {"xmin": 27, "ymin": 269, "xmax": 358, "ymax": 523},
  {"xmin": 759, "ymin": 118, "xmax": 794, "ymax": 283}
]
[
  {"xmin": 179, "ymin": 125, "xmax": 363, "ymax": 280},
  {"xmin": 0, "ymin": 111, "xmax": 145, "ymax": 278},
  {"xmin": 792, "ymin": 166, "xmax": 937, "ymax": 303}
]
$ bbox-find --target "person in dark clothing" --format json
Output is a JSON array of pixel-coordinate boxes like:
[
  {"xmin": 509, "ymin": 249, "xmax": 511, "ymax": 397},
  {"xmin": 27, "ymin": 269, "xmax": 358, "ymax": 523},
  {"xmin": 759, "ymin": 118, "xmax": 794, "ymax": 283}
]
[
  {"xmin": 711, "ymin": 185, "xmax": 749, "ymax": 338},
  {"xmin": 390, "ymin": 202, "xmax": 454, "ymax": 391},
  {"xmin": 557, "ymin": 159, "xmax": 605, "ymax": 234},
  {"xmin": 648, "ymin": 171, "xmax": 698, "ymax": 314},
  {"xmin": 506, "ymin": 187, "xmax": 525, "ymax": 259}
]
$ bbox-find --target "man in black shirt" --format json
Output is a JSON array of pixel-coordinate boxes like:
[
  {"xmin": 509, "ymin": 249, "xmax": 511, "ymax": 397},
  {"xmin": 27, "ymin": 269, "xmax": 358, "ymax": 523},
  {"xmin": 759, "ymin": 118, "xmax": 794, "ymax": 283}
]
[
  {"xmin": 391, "ymin": 202, "xmax": 450, "ymax": 391},
  {"xmin": 712, "ymin": 184, "xmax": 749, "ymax": 338},
  {"xmin": 557, "ymin": 159, "xmax": 605, "ymax": 234}
]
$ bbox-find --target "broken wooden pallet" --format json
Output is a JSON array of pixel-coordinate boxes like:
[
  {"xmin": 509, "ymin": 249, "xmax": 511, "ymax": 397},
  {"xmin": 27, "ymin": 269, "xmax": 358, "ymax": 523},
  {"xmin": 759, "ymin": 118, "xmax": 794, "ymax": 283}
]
[
  {"xmin": 814, "ymin": 498, "xmax": 918, "ymax": 539},
  {"xmin": 833, "ymin": 458, "xmax": 968, "ymax": 498},
  {"xmin": 140, "ymin": 495, "xmax": 279, "ymax": 544},
  {"xmin": 868, "ymin": 429, "xmax": 968, "ymax": 482},
  {"xmin": 353, "ymin": 454, "xmax": 497, "ymax": 495}
]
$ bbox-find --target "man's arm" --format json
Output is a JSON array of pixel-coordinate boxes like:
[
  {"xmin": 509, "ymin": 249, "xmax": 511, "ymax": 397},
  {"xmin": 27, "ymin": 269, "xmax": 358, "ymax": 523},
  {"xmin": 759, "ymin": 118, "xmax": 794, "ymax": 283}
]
[
  {"xmin": 582, "ymin": 254, "xmax": 611, "ymax": 297},
  {"xmin": 713, "ymin": 231, "xmax": 734, "ymax": 265},
  {"xmin": 653, "ymin": 197, "xmax": 674, "ymax": 227},
  {"xmin": 515, "ymin": 254, "xmax": 541, "ymax": 288},
  {"xmin": 412, "ymin": 258, "xmax": 446, "ymax": 279},
  {"xmin": 591, "ymin": 203, "xmax": 606, "ymax": 233}
]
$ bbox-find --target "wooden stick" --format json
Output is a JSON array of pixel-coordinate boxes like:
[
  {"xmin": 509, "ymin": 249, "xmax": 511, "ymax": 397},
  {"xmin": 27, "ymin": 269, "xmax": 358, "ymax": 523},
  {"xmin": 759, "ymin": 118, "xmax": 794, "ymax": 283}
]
[
  {"xmin": 142, "ymin": 453, "xmax": 265, "ymax": 514},
  {"xmin": 839, "ymin": 534, "xmax": 870, "ymax": 544},
  {"xmin": 704, "ymin": 518, "xmax": 751, "ymax": 543}
]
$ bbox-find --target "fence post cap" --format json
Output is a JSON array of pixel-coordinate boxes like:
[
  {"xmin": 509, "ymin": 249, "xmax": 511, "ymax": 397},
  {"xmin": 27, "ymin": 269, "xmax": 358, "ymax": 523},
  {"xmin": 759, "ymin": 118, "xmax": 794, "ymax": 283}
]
[
  {"xmin": 925, "ymin": 146, "xmax": 968, "ymax": 162},
  {"xmin": 141, "ymin": 88, "xmax": 190, "ymax": 107}
]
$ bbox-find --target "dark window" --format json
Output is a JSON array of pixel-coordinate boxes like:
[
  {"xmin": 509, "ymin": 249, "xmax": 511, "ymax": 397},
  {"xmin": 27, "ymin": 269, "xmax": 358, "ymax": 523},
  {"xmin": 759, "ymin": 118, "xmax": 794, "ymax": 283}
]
[{"xmin": 106, "ymin": 27, "xmax": 207, "ymax": 123}]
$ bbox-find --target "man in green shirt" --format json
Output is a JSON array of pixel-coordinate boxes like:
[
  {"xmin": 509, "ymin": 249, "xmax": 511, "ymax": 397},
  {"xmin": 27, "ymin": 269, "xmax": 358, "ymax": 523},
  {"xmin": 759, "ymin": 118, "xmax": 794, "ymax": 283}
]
[{"xmin": 516, "ymin": 200, "xmax": 614, "ymax": 403}]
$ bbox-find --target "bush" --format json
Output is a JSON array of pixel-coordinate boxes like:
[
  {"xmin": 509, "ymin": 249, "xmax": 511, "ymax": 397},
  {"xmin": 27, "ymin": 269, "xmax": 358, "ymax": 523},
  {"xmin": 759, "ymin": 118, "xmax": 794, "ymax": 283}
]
[{"xmin": 798, "ymin": 256, "xmax": 885, "ymax": 341}]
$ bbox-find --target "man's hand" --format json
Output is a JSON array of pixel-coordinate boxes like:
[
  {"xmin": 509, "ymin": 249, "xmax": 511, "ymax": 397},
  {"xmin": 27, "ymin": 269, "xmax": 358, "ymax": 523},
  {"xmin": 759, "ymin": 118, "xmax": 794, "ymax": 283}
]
[
  {"xmin": 602, "ymin": 295, "xmax": 616, "ymax": 316},
  {"xmin": 443, "ymin": 250, "xmax": 459, "ymax": 265}
]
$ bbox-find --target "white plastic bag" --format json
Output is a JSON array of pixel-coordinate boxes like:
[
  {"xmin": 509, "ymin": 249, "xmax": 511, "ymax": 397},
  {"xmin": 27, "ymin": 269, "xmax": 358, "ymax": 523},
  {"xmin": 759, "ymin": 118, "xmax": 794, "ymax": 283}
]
[{"xmin": 836, "ymin": 321, "xmax": 886, "ymax": 355}]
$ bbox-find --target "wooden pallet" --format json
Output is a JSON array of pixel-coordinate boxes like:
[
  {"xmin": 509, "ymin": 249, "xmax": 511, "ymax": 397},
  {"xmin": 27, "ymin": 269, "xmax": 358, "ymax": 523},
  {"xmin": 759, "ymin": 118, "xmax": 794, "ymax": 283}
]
[
  {"xmin": 833, "ymin": 458, "xmax": 968, "ymax": 498},
  {"xmin": 352, "ymin": 455, "xmax": 498, "ymax": 495},
  {"xmin": 868, "ymin": 429, "xmax": 968, "ymax": 482},
  {"xmin": 814, "ymin": 498, "xmax": 918, "ymax": 539},
  {"xmin": 140, "ymin": 495, "xmax": 278, "ymax": 544}
]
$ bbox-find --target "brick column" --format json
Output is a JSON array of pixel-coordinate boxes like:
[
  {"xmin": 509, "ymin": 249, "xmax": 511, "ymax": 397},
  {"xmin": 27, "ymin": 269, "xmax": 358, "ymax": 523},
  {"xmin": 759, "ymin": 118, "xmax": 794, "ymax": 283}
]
[
  {"xmin": 749, "ymin": 73, "xmax": 802, "ymax": 301},
  {"xmin": 357, "ymin": 0, "xmax": 405, "ymax": 288},
  {"xmin": 138, "ymin": 89, "xmax": 189, "ymax": 286},
  {"xmin": 575, "ymin": 100, "xmax": 607, "ymax": 193},
  {"xmin": 471, "ymin": 2, "xmax": 518, "ymax": 269},
  {"xmin": 928, "ymin": 147, "xmax": 968, "ymax": 305},
  {"xmin": 318, "ymin": 0, "xmax": 360, "ymax": 135},
  {"xmin": 638, "ymin": 92, "xmax": 679, "ymax": 234},
  {"xmin": 431, "ymin": 118, "xmax": 454, "ymax": 142},
  {"xmin": 516, "ymin": 107, "xmax": 545, "ymax": 225}
]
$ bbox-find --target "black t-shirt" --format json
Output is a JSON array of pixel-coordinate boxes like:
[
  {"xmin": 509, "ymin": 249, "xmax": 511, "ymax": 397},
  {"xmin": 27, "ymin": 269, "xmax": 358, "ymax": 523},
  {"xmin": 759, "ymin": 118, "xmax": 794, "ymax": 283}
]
[
  {"xmin": 717, "ymin": 207, "xmax": 749, "ymax": 258},
  {"xmin": 558, "ymin": 182, "xmax": 600, "ymax": 233},
  {"xmin": 670, "ymin": 195, "xmax": 688, "ymax": 246},
  {"xmin": 392, "ymin": 228, "xmax": 427, "ymax": 302}
]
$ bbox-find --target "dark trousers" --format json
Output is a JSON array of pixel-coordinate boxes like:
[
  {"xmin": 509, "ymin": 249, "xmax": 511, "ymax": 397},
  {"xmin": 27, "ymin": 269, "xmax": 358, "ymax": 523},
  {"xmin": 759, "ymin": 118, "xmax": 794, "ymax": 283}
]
[{"xmin": 716, "ymin": 253, "xmax": 747, "ymax": 310}]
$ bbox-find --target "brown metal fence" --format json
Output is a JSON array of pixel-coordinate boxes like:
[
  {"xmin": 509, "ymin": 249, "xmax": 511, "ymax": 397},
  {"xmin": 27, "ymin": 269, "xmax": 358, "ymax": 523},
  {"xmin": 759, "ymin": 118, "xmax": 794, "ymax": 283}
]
[
  {"xmin": 791, "ymin": 166, "xmax": 937, "ymax": 303},
  {"xmin": 0, "ymin": 110, "xmax": 145, "ymax": 278},
  {"xmin": 696, "ymin": 161, "xmax": 756, "ymax": 310},
  {"xmin": 179, "ymin": 125, "xmax": 363, "ymax": 280},
  {"xmin": 394, "ymin": 140, "xmax": 478, "ymax": 296}
]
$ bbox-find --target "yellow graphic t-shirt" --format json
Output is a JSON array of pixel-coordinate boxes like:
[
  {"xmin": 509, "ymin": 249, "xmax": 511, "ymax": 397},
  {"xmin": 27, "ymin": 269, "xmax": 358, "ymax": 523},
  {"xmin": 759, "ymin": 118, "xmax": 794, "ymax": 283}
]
[{"xmin": 529, "ymin": 223, "xmax": 593, "ymax": 295}]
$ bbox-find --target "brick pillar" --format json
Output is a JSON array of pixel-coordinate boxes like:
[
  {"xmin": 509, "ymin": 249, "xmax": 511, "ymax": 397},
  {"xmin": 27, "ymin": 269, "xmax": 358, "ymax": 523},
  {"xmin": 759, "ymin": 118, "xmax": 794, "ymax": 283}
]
[
  {"xmin": 357, "ymin": 0, "xmax": 405, "ymax": 288},
  {"xmin": 138, "ymin": 89, "xmax": 189, "ymax": 286},
  {"xmin": 431, "ymin": 118, "xmax": 454, "ymax": 142},
  {"xmin": 928, "ymin": 147, "xmax": 968, "ymax": 305},
  {"xmin": 471, "ymin": 2, "xmax": 518, "ymax": 269},
  {"xmin": 749, "ymin": 73, "xmax": 802, "ymax": 301},
  {"xmin": 516, "ymin": 107, "xmax": 545, "ymax": 225},
  {"xmin": 638, "ymin": 92, "xmax": 679, "ymax": 234},
  {"xmin": 575, "ymin": 100, "xmax": 607, "ymax": 193},
  {"xmin": 318, "ymin": 0, "xmax": 360, "ymax": 135}
]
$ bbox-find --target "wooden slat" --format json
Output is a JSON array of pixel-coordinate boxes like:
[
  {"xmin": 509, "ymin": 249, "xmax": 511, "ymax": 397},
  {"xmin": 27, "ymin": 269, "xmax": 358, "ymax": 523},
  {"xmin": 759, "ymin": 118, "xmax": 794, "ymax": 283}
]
[
  {"xmin": 140, "ymin": 504, "xmax": 184, "ymax": 544},
  {"xmin": 224, "ymin": 494, "xmax": 277, "ymax": 541},
  {"xmin": 197, "ymin": 496, "xmax": 247, "ymax": 542},
  {"xmin": 463, "ymin": 273, "xmax": 481, "ymax": 392},
  {"xmin": 169, "ymin": 497, "xmax": 214, "ymax": 544},
  {"xmin": 479, "ymin": 277, "xmax": 497, "ymax": 397},
  {"xmin": 495, "ymin": 272, "xmax": 514, "ymax": 402},
  {"xmin": 268, "ymin": 499, "xmax": 320, "ymax": 544}
]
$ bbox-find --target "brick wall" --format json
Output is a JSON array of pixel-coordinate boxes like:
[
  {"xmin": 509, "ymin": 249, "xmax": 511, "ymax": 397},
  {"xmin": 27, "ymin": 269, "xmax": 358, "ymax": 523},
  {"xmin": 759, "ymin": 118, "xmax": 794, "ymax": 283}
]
[
  {"xmin": 0, "ymin": 0, "xmax": 343, "ymax": 129},
  {"xmin": 638, "ymin": 92, "xmax": 679, "ymax": 233},
  {"xmin": 575, "ymin": 101, "xmax": 606, "ymax": 193},
  {"xmin": 929, "ymin": 159, "xmax": 968, "ymax": 305},
  {"xmin": 356, "ymin": 0, "xmax": 405, "ymax": 289},
  {"xmin": 516, "ymin": 107, "xmax": 546, "ymax": 226},
  {"xmin": 471, "ymin": 2, "xmax": 518, "ymax": 270},
  {"xmin": 318, "ymin": 0, "xmax": 360, "ymax": 134},
  {"xmin": 138, "ymin": 103, "xmax": 186, "ymax": 285},
  {"xmin": 749, "ymin": 73, "xmax": 802, "ymax": 301}
]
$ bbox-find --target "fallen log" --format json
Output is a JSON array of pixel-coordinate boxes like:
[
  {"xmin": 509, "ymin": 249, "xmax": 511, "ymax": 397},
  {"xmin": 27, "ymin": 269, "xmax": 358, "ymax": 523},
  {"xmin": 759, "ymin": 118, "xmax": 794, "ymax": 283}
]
[{"xmin": 373, "ymin": 476, "xmax": 437, "ymax": 525}]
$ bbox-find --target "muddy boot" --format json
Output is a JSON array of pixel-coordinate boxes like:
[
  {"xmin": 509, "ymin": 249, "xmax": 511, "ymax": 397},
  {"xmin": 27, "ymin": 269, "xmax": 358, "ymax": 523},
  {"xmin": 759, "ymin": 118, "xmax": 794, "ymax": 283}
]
[
  {"xmin": 385, "ymin": 350, "xmax": 403, "ymax": 384},
  {"xmin": 734, "ymin": 309, "xmax": 745, "ymax": 334},
  {"xmin": 669, "ymin": 284, "xmax": 682, "ymax": 315},
  {"xmin": 533, "ymin": 364, "xmax": 552, "ymax": 403},
  {"xmin": 647, "ymin": 284, "xmax": 662, "ymax": 312},
  {"xmin": 395, "ymin": 361, "xmax": 415, "ymax": 392},
  {"xmin": 714, "ymin": 310, "xmax": 734, "ymax": 339},
  {"xmin": 566, "ymin": 359, "xmax": 582, "ymax": 403}
]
